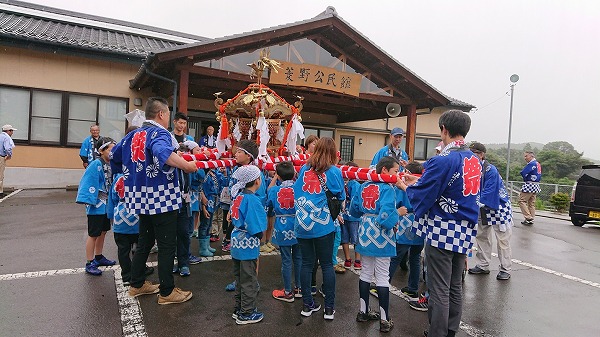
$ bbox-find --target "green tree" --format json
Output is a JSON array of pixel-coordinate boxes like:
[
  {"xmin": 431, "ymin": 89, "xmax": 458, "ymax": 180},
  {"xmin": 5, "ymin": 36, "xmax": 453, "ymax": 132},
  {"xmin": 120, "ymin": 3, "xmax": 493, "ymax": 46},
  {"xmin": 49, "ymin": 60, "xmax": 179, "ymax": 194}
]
[{"xmin": 537, "ymin": 141, "xmax": 592, "ymax": 180}]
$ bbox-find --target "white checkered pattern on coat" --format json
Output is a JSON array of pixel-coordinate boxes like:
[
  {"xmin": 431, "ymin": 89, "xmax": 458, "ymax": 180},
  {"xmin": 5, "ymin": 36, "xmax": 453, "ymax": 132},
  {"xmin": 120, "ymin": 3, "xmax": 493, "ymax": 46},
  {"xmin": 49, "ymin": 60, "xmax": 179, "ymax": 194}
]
[
  {"xmin": 521, "ymin": 182, "xmax": 541, "ymax": 193},
  {"xmin": 485, "ymin": 201, "xmax": 513, "ymax": 227},
  {"xmin": 413, "ymin": 215, "xmax": 476, "ymax": 254},
  {"xmin": 124, "ymin": 183, "xmax": 181, "ymax": 215}
]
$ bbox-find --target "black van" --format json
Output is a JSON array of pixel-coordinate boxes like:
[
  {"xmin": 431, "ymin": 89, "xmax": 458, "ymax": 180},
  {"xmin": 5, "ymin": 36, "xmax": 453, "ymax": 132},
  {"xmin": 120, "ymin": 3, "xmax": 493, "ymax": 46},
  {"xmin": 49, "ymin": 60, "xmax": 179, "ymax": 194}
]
[{"xmin": 569, "ymin": 165, "xmax": 600, "ymax": 226}]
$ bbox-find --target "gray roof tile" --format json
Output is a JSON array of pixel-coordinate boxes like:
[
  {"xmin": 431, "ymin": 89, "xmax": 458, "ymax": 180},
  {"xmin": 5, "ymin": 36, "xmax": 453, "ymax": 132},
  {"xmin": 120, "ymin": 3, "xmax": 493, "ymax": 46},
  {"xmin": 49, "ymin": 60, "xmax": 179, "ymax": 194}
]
[{"xmin": 0, "ymin": 11, "xmax": 187, "ymax": 57}]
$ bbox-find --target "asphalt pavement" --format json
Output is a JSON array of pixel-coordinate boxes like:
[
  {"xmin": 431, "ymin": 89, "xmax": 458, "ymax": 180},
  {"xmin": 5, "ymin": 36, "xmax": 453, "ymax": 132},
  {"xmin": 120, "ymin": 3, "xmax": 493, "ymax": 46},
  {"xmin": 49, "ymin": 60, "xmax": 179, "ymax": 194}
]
[{"xmin": 1, "ymin": 189, "xmax": 599, "ymax": 337}]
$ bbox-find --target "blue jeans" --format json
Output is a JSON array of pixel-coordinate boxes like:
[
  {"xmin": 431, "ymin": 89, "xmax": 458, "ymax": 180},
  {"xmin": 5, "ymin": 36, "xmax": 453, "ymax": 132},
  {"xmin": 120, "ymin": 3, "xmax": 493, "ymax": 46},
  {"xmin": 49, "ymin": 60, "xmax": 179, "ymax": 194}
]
[
  {"xmin": 389, "ymin": 244, "xmax": 424, "ymax": 293},
  {"xmin": 198, "ymin": 210, "xmax": 213, "ymax": 238},
  {"xmin": 176, "ymin": 203, "xmax": 192, "ymax": 267},
  {"xmin": 280, "ymin": 244, "xmax": 301, "ymax": 293},
  {"xmin": 298, "ymin": 231, "xmax": 336, "ymax": 309}
]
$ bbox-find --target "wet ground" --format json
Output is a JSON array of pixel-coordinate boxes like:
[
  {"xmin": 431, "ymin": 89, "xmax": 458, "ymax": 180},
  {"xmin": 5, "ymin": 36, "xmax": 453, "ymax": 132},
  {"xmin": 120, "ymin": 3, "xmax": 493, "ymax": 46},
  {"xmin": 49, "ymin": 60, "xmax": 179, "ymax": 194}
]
[{"xmin": 1, "ymin": 189, "xmax": 599, "ymax": 336}]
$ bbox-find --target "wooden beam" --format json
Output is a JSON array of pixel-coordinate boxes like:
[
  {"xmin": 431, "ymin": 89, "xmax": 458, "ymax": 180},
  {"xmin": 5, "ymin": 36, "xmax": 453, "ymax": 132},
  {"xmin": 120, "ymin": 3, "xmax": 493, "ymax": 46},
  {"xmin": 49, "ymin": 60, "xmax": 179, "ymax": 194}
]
[
  {"xmin": 404, "ymin": 104, "xmax": 417, "ymax": 161},
  {"xmin": 179, "ymin": 70, "xmax": 189, "ymax": 113}
]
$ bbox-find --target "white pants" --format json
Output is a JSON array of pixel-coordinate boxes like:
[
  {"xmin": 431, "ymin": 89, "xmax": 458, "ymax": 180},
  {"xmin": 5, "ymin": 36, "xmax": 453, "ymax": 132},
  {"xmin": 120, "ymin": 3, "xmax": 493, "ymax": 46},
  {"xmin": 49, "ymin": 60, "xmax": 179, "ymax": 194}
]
[
  {"xmin": 0, "ymin": 156, "xmax": 6, "ymax": 193},
  {"xmin": 359, "ymin": 256, "xmax": 391, "ymax": 287},
  {"xmin": 474, "ymin": 224, "xmax": 512, "ymax": 272}
]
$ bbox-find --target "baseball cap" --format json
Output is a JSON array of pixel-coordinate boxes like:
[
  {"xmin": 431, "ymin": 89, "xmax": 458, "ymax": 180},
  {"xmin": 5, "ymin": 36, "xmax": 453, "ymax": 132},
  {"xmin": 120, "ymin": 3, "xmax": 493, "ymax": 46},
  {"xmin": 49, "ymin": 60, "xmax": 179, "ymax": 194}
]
[
  {"xmin": 469, "ymin": 142, "xmax": 487, "ymax": 153},
  {"xmin": 2, "ymin": 124, "xmax": 17, "ymax": 131},
  {"xmin": 390, "ymin": 127, "xmax": 404, "ymax": 136}
]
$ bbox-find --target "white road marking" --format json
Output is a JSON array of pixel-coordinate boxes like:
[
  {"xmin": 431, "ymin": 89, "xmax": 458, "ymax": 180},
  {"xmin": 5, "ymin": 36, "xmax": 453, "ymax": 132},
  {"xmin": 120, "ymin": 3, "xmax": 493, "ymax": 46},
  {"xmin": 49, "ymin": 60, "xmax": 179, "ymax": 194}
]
[
  {"xmin": 114, "ymin": 268, "xmax": 148, "ymax": 337},
  {"xmin": 491, "ymin": 252, "xmax": 600, "ymax": 289},
  {"xmin": 0, "ymin": 188, "xmax": 22, "ymax": 203}
]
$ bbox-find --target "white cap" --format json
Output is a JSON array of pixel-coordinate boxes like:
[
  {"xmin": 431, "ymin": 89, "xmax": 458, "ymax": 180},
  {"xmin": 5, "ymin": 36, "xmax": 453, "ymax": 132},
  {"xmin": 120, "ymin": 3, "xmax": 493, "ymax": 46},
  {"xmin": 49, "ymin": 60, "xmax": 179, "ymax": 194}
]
[{"xmin": 2, "ymin": 124, "xmax": 17, "ymax": 131}]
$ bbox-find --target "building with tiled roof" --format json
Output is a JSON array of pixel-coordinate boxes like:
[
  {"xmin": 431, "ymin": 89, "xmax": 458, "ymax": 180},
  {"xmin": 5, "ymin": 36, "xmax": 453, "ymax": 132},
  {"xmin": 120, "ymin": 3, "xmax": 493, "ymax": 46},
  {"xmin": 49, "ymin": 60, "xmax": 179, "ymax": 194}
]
[{"xmin": 0, "ymin": 1, "xmax": 473, "ymax": 188}]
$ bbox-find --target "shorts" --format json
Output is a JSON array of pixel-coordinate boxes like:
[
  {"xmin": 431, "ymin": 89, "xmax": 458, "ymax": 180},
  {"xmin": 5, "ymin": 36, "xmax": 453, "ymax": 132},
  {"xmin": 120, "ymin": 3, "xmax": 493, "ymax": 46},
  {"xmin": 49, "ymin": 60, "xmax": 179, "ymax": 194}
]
[
  {"xmin": 341, "ymin": 220, "xmax": 359, "ymax": 245},
  {"xmin": 87, "ymin": 214, "xmax": 111, "ymax": 237}
]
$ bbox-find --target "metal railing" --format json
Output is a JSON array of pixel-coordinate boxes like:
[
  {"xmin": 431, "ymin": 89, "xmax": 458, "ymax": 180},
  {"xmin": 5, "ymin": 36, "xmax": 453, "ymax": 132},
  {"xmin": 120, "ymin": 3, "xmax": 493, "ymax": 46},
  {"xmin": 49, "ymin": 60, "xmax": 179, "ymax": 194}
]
[{"xmin": 507, "ymin": 181, "xmax": 573, "ymax": 211}]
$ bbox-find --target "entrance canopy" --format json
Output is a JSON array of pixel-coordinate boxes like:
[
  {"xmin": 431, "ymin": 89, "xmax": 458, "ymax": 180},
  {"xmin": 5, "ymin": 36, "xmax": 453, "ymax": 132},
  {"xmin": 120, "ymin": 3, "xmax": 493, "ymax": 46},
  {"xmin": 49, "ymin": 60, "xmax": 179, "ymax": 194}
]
[{"xmin": 129, "ymin": 7, "xmax": 473, "ymax": 124}]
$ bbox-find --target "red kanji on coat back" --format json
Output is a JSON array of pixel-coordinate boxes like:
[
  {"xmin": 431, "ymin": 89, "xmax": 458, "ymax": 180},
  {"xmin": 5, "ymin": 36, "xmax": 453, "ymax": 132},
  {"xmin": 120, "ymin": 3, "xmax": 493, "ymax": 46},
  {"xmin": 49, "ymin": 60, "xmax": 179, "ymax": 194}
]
[
  {"xmin": 302, "ymin": 170, "xmax": 322, "ymax": 194},
  {"xmin": 115, "ymin": 176, "xmax": 125, "ymax": 199},
  {"xmin": 231, "ymin": 195, "xmax": 243, "ymax": 220},
  {"xmin": 131, "ymin": 130, "xmax": 147, "ymax": 163},
  {"xmin": 361, "ymin": 184, "xmax": 380, "ymax": 210},
  {"xmin": 277, "ymin": 187, "xmax": 294, "ymax": 209},
  {"xmin": 462, "ymin": 156, "xmax": 482, "ymax": 196}
]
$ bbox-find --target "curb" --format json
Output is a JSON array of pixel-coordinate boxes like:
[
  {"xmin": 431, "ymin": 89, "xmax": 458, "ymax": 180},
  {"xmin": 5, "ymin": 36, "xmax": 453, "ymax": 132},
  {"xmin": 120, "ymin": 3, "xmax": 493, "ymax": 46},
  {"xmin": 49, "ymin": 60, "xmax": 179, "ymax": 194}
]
[{"xmin": 513, "ymin": 209, "xmax": 569, "ymax": 222}]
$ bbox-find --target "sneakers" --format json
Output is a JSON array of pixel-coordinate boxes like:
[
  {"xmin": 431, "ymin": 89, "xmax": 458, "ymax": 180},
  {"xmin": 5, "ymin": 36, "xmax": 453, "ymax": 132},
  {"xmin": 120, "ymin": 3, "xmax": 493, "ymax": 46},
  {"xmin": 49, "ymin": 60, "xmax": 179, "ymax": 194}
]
[
  {"xmin": 210, "ymin": 234, "xmax": 219, "ymax": 242},
  {"xmin": 497, "ymin": 271, "xmax": 511, "ymax": 280},
  {"xmin": 334, "ymin": 264, "xmax": 346, "ymax": 274},
  {"xmin": 235, "ymin": 309, "xmax": 264, "ymax": 325},
  {"xmin": 172, "ymin": 265, "xmax": 179, "ymax": 274},
  {"xmin": 324, "ymin": 307, "xmax": 335, "ymax": 320},
  {"xmin": 128, "ymin": 281, "xmax": 160, "ymax": 298},
  {"xmin": 521, "ymin": 219, "xmax": 534, "ymax": 225},
  {"xmin": 356, "ymin": 309, "xmax": 381, "ymax": 322},
  {"xmin": 380, "ymin": 319, "xmax": 394, "ymax": 333},
  {"xmin": 311, "ymin": 286, "xmax": 317, "ymax": 296},
  {"xmin": 272, "ymin": 289, "xmax": 294, "ymax": 303},
  {"xmin": 222, "ymin": 243, "xmax": 231, "ymax": 252},
  {"xmin": 225, "ymin": 280, "xmax": 236, "ymax": 292},
  {"xmin": 95, "ymin": 255, "xmax": 116, "ymax": 266},
  {"xmin": 294, "ymin": 287, "xmax": 302, "ymax": 298},
  {"xmin": 344, "ymin": 259, "xmax": 352, "ymax": 269},
  {"xmin": 369, "ymin": 285, "xmax": 378, "ymax": 298},
  {"xmin": 191, "ymin": 230, "xmax": 198, "ymax": 238},
  {"xmin": 468, "ymin": 266, "xmax": 490, "ymax": 275},
  {"xmin": 409, "ymin": 294, "xmax": 429, "ymax": 312},
  {"xmin": 85, "ymin": 261, "xmax": 102, "ymax": 276},
  {"xmin": 150, "ymin": 245, "xmax": 158, "ymax": 253},
  {"xmin": 353, "ymin": 260, "xmax": 362, "ymax": 270},
  {"xmin": 158, "ymin": 287, "xmax": 193, "ymax": 305},
  {"xmin": 179, "ymin": 266, "xmax": 190, "ymax": 277},
  {"xmin": 260, "ymin": 243, "xmax": 276, "ymax": 253},
  {"xmin": 301, "ymin": 301, "xmax": 321, "ymax": 317},
  {"xmin": 400, "ymin": 286, "xmax": 419, "ymax": 301},
  {"xmin": 188, "ymin": 255, "xmax": 202, "ymax": 265},
  {"xmin": 232, "ymin": 309, "xmax": 240, "ymax": 320},
  {"xmin": 267, "ymin": 242, "xmax": 277, "ymax": 251}
]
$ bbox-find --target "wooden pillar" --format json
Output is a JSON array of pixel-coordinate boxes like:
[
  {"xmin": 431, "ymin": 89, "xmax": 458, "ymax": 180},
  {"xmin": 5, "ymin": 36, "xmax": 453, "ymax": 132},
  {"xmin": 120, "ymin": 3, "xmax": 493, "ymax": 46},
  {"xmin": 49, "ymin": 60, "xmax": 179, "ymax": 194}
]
[
  {"xmin": 404, "ymin": 104, "xmax": 417, "ymax": 161},
  {"xmin": 178, "ymin": 70, "xmax": 189, "ymax": 114}
]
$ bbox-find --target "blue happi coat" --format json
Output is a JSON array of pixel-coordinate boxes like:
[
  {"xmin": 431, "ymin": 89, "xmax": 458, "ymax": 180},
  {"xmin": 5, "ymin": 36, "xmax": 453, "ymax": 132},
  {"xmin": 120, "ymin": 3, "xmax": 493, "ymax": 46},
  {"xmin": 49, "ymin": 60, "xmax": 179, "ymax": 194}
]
[
  {"xmin": 108, "ymin": 174, "xmax": 139, "ymax": 235},
  {"xmin": 294, "ymin": 165, "xmax": 345, "ymax": 239},
  {"xmin": 79, "ymin": 135, "xmax": 98, "ymax": 163},
  {"xmin": 76, "ymin": 158, "xmax": 110, "ymax": 215},
  {"xmin": 231, "ymin": 190, "xmax": 267, "ymax": 260},
  {"xmin": 350, "ymin": 182, "xmax": 399, "ymax": 257},
  {"xmin": 110, "ymin": 120, "xmax": 182, "ymax": 215},
  {"xmin": 480, "ymin": 161, "xmax": 513, "ymax": 231},
  {"xmin": 342, "ymin": 179, "xmax": 361, "ymax": 222},
  {"xmin": 406, "ymin": 141, "xmax": 481, "ymax": 254},
  {"xmin": 371, "ymin": 145, "xmax": 409, "ymax": 171},
  {"xmin": 229, "ymin": 166, "xmax": 267, "ymax": 208},
  {"xmin": 520, "ymin": 159, "xmax": 542, "ymax": 193},
  {"xmin": 268, "ymin": 180, "xmax": 297, "ymax": 246},
  {"xmin": 203, "ymin": 169, "xmax": 222, "ymax": 214},
  {"xmin": 394, "ymin": 189, "xmax": 424, "ymax": 246},
  {"xmin": 190, "ymin": 169, "xmax": 206, "ymax": 212}
]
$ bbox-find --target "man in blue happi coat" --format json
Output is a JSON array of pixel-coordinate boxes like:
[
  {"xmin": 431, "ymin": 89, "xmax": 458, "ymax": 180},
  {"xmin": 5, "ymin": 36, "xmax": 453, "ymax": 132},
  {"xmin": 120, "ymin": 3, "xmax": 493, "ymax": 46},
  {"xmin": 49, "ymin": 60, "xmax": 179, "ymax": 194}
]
[{"xmin": 396, "ymin": 110, "xmax": 481, "ymax": 337}]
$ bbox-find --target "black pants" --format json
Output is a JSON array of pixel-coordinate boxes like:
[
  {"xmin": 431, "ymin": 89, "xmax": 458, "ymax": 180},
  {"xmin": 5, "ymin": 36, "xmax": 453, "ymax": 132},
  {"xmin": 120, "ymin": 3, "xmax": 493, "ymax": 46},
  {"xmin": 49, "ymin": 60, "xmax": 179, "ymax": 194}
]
[
  {"xmin": 114, "ymin": 233, "xmax": 139, "ymax": 283},
  {"xmin": 233, "ymin": 258, "xmax": 258, "ymax": 315},
  {"xmin": 131, "ymin": 210, "xmax": 177, "ymax": 297}
]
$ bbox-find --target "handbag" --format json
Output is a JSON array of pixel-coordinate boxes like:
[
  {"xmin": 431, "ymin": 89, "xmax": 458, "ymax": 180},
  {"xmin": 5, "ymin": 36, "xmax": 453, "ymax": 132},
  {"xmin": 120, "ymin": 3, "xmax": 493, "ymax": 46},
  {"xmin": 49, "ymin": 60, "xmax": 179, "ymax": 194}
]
[{"xmin": 316, "ymin": 170, "xmax": 342, "ymax": 219}]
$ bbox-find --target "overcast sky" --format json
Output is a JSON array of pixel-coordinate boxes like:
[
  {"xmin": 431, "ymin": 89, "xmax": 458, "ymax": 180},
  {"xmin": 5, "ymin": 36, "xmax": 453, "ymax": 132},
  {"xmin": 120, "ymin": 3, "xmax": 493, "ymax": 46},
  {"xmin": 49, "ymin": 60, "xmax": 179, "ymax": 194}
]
[{"xmin": 25, "ymin": 0, "xmax": 600, "ymax": 160}]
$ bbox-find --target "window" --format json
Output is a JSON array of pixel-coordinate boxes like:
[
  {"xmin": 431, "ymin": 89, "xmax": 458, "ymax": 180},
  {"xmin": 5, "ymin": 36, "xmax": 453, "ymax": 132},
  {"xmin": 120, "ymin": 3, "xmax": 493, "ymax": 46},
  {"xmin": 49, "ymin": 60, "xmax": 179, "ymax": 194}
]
[
  {"xmin": 0, "ymin": 85, "xmax": 127, "ymax": 146},
  {"xmin": 339, "ymin": 136, "xmax": 354, "ymax": 163},
  {"xmin": 0, "ymin": 87, "xmax": 30, "ymax": 141},
  {"xmin": 412, "ymin": 137, "xmax": 442, "ymax": 160},
  {"xmin": 299, "ymin": 127, "xmax": 335, "ymax": 145}
]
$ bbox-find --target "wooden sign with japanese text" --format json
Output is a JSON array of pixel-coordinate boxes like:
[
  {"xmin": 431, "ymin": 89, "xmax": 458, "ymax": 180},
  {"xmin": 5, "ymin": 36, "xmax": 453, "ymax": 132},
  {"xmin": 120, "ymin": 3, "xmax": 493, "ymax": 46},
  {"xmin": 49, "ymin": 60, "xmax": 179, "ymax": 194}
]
[{"xmin": 269, "ymin": 60, "xmax": 362, "ymax": 97}]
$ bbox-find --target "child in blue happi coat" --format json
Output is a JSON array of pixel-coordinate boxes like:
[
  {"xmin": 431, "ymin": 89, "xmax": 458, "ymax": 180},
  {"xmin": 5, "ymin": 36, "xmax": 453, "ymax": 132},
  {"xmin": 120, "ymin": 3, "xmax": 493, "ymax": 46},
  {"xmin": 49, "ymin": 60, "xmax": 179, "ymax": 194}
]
[
  {"xmin": 268, "ymin": 161, "xmax": 301, "ymax": 302},
  {"xmin": 230, "ymin": 165, "xmax": 267, "ymax": 325},
  {"xmin": 198, "ymin": 167, "xmax": 221, "ymax": 257},
  {"xmin": 350, "ymin": 156, "xmax": 406, "ymax": 333},
  {"xmin": 76, "ymin": 137, "xmax": 117, "ymax": 276}
]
